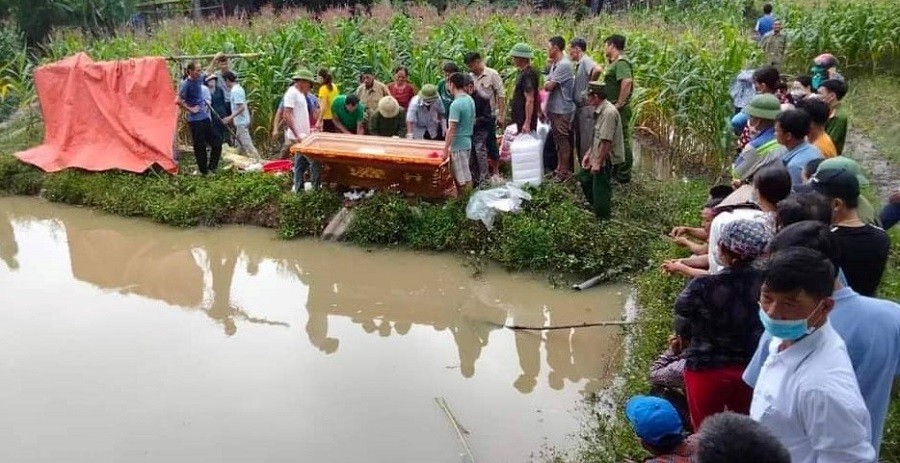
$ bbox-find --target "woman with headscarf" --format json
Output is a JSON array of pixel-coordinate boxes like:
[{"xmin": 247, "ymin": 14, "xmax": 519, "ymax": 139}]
[{"xmin": 674, "ymin": 218, "xmax": 770, "ymax": 430}]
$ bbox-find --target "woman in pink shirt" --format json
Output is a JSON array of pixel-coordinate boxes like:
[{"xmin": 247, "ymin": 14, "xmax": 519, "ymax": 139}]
[{"xmin": 388, "ymin": 66, "xmax": 417, "ymax": 111}]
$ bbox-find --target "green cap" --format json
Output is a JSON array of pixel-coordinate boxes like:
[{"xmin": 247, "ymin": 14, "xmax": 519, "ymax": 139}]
[
  {"xmin": 742, "ymin": 94, "xmax": 781, "ymax": 120},
  {"xmin": 360, "ymin": 66, "xmax": 375, "ymax": 76},
  {"xmin": 816, "ymin": 156, "xmax": 869, "ymax": 187},
  {"xmin": 291, "ymin": 68, "xmax": 318, "ymax": 83},
  {"xmin": 419, "ymin": 84, "xmax": 439, "ymax": 101},
  {"xmin": 587, "ymin": 80, "xmax": 605, "ymax": 95},
  {"xmin": 508, "ymin": 42, "xmax": 534, "ymax": 59}
]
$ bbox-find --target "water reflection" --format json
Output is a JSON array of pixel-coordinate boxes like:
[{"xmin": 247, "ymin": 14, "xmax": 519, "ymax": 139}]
[
  {"xmin": 0, "ymin": 198, "xmax": 624, "ymax": 394},
  {"xmin": 0, "ymin": 210, "xmax": 19, "ymax": 269}
]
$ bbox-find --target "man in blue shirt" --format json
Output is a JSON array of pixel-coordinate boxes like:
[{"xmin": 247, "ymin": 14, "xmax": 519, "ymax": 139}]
[
  {"xmin": 743, "ymin": 220, "xmax": 900, "ymax": 457},
  {"xmin": 774, "ymin": 109, "xmax": 822, "ymax": 185},
  {"xmin": 755, "ymin": 3, "xmax": 776, "ymax": 40},
  {"xmin": 177, "ymin": 62, "xmax": 222, "ymax": 175}
]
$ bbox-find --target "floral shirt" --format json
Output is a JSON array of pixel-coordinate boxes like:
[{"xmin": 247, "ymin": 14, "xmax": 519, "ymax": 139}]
[{"xmin": 674, "ymin": 264, "xmax": 764, "ymax": 370}]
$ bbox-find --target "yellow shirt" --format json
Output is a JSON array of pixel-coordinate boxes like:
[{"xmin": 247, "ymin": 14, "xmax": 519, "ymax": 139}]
[
  {"xmin": 813, "ymin": 132, "xmax": 838, "ymax": 159},
  {"xmin": 318, "ymin": 83, "xmax": 340, "ymax": 120}
]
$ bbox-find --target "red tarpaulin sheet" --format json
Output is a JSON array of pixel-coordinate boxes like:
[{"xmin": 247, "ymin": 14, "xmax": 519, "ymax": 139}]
[{"xmin": 16, "ymin": 53, "xmax": 178, "ymax": 173}]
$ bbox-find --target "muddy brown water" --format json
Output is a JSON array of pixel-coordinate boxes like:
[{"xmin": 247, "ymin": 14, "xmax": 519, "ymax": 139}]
[{"xmin": 0, "ymin": 197, "xmax": 628, "ymax": 463}]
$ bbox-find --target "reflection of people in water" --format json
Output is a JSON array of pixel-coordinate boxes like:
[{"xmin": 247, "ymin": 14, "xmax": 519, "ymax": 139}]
[
  {"xmin": 514, "ymin": 330, "xmax": 541, "ymax": 393},
  {"xmin": 0, "ymin": 212, "xmax": 19, "ymax": 270},
  {"xmin": 307, "ymin": 309, "xmax": 339, "ymax": 354},
  {"xmin": 206, "ymin": 249, "xmax": 239, "ymax": 336},
  {"xmin": 201, "ymin": 248, "xmax": 291, "ymax": 337},
  {"xmin": 511, "ymin": 303, "xmax": 546, "ymax": 393}
]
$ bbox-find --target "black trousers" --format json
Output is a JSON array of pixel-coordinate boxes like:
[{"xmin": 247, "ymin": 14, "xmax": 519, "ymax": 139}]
[{"xmin": 188, "ymin": 119, "xmax": 223, "ymax": 174}]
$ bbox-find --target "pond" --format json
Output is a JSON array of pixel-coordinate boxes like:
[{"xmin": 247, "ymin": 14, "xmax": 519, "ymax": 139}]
[{"xmin": 0, "ymin": 197, "xmax": 628, "ymax": 463}]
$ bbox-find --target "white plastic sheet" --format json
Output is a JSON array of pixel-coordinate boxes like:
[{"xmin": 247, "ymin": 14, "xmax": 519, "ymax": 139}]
[{"xmin": 465, "ymin": 184, "xmax": 532, "ymax": 230}]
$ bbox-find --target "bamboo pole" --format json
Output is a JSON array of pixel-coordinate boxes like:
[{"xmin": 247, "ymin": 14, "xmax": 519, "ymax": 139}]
[
  {"xmin": 166, "ymin": 53, "xmax": 263, "ymax": 61},
  {"xmin": 435, "ymin": 397, "xmax": 477, "ymax": 463},
  {"xmin": 504, "ymin": 320, "xmax": 637, "ymax": 330}
]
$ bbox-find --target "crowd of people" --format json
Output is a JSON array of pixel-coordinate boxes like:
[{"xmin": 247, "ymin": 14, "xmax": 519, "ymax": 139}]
[
  {"xmin": 625, "ymin": 8, "xmax": 898, "ymax": 458},
  {"xmin": 171, "ymin": 7, "xmax": 900, "ymax": 462},
  {"xmin": 633, "ymin": 168, "xmax": 898, "ymax": 463},
  {"xmin": 176, "ymin": 35, "xmax": 634, "ymax": 215}
]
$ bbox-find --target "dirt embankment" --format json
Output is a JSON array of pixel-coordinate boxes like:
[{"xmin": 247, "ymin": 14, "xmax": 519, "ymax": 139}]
[{"xmin": 844, "ymin": 130, "xmax": 899, "ymax": 202}]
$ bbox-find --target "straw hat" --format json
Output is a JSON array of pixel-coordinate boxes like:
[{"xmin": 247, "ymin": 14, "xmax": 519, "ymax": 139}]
[{"xmin": 377, "ymin": 96, "xmax": 401, "ymax": 118}]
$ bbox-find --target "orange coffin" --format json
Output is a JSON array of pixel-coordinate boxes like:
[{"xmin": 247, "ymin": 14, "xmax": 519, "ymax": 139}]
[{"xmin": 291, "ymin": 133, "xmax": 456, "ymax": 198}]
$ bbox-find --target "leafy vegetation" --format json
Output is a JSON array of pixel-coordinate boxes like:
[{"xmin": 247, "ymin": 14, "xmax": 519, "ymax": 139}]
[{"xmin": 29, "ymin": 0, "xmax": 894, "ymax": 171}]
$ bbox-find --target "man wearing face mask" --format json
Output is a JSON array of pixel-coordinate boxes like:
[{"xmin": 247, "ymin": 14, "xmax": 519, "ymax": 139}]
[
  {"xmin": 744, "ymin": 221, "xmax": 900, "ymax": 458},
  {"xmin": 406, "ymin": 84, "xmax": 444, "ymax": 140},
  {"xmin": 750, "ymin": 247, "xmax": 875, "ymax": 463}
]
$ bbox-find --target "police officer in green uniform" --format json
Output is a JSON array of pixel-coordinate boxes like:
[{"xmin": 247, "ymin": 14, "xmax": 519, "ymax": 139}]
[
  {"xmin": 602, "ymin": 34, "xmax": 634, "ymax": 184},
  {"xmin": 576, "ymin": 81, "xmax": 625, "ymax": 220}
]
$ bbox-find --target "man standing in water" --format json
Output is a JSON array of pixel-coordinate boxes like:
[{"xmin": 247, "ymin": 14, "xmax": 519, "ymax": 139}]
[
  {"xmin": 603, "ymin": 34, "xmax": 634, "ymax": 183},
  {"xmin": 177, "ymin": 62, "xmax": 222, "ymax": 175},
  {"xmin": 508, "ymin": 43, "xmax": 540, "ymax": 135}
]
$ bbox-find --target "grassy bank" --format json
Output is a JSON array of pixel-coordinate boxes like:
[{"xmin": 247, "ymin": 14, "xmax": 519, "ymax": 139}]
[{"xmin": 0, "ymin": 151, "xmax": 707, "ymax": 283}]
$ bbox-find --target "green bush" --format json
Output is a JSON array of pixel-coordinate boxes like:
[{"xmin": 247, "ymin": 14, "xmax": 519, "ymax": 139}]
[
  {"xmin": 345, "ymin": 190, "xmax": 414, "ymax": 245},
  {"xmin": 0, "ymin": 155, "xmax": 43, "ymax": 195},
  {"xmin": 278, "ymin": 189, "xmax": 342, "ymax": 239}
]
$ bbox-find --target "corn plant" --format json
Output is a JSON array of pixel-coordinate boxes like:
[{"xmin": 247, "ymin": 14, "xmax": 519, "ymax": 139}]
[{"xmin": 25, "ymin": 0, "xmax": 900, "ymax": 171}]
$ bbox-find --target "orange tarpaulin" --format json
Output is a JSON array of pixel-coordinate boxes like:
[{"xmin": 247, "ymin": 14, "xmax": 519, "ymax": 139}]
[{"xmin": 16, "ymin": 53, "xmax": 178, "ymax": 173}]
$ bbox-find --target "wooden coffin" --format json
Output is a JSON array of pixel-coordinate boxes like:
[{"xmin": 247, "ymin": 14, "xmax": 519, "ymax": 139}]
[{"xmin": 291, "ymin": 133, "xmax": 456, "ymax": 198}]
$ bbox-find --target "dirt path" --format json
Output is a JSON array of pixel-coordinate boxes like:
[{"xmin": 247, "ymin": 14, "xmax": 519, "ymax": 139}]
[{"xmin": 844, "ymin": 129, "xmax": 899, "ymax": 203}]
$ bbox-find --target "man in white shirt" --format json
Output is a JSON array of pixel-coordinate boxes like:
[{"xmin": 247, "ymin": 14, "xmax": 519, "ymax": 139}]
[
  {"xmin": 281, "ymin": 70, "xmax": 312, "ymax": 192},
  {"xmin": 751, "ymin": 247, "xmax": 875, "ymax": 463}
]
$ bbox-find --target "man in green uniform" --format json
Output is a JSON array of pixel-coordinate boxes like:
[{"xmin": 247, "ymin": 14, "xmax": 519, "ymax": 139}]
[
  {"xmin": 760, "ymin": 20, "xmax": 788, "ymax": 69},
  {"xmin": 576, "ymin": 81, "xmax": 625, "ymax": 220},
  {"xmin": 602, "ymin": 34, "xmax": 634, "ymax": 184},
  {"xmin": 817, "ymin": 79, "xmax": 849, "ymax": 155}
]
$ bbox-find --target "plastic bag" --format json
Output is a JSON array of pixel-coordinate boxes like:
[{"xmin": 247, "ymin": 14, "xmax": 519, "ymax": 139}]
[{"xmin": 465, "ymin": 184, "xmax": 533, "ymax": 230}]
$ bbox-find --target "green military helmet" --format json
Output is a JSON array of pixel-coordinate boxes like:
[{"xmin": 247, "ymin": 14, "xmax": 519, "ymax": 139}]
[
  {"xmin": 742, "ymin": 94, "xmax": 782, "ymax": 120},
  {"xmin": 508, "ymin": 42, "xmax": 534, "ymax": 59}
]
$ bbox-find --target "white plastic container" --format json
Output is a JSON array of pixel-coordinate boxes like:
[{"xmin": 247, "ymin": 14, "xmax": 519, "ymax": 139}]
[{"xmin": 510, "ymin": 131, "xmax": 545, "ymax": 187}]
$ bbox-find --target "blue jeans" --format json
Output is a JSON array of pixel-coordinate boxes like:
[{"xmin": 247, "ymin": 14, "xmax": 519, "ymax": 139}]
[
  {"xmin": 293, "ymin": 154, "xmax": 320, "ymax": 191},
  {"xmin": 881, "ymin": 202, "xmax": 900, "ymax": 230}
]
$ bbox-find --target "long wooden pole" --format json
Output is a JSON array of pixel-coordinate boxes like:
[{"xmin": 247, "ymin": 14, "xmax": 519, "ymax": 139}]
[
  {"xmin": 435, "ymin": 397, "xmax": 477, "ymax": 463},
  {"xmin": 504, "ymin": 320, "xmax": 638, "ymax": 330},
  {"xmin": 166, "ymin": 53, "xmax": 263, "ymax": 61}
]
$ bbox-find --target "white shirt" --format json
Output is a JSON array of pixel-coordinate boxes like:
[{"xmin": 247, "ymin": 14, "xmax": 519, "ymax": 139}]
[
  {"xmin": 707, "ymin": 207, "xmax": 766, "ymax": 274},
  {"xmin": 283, "ymin": 86, "xmax": 310, "ymax": 142},
  {"xmin": 750, "ymin": 322, "xmax": 875, "ymax": 463}
]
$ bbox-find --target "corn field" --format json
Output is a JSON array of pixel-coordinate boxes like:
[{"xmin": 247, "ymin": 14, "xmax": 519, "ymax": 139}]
[{"xmin": 5, "ymin": 0, "xmax": 900, "ymax": 170}]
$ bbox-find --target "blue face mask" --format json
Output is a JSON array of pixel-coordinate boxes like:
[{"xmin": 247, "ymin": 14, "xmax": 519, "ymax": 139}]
[{"xmin": 758, "ymin": 301, "xmax": 825, "ymax": 341}]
